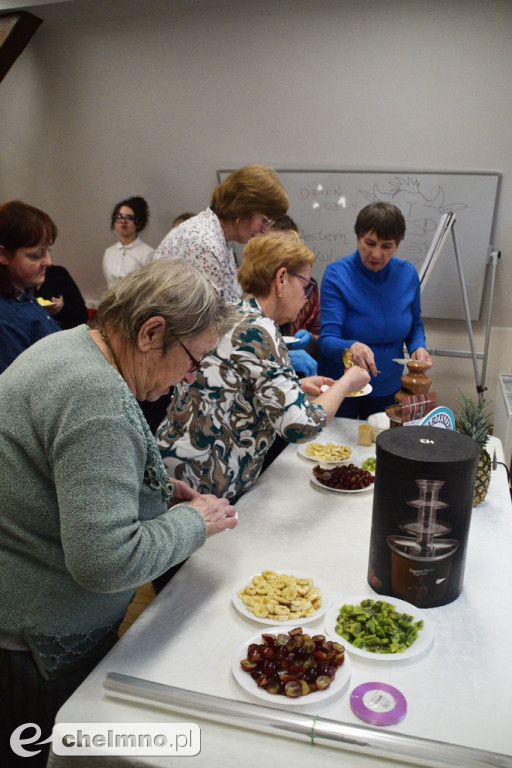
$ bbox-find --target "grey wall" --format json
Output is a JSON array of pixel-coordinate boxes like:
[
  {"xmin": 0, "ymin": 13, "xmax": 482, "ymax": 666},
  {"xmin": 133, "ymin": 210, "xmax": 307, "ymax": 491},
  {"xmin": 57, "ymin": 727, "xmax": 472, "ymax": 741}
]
[{"xmin": 1, "ymin": 0, "xmax": 511, "ymax": 413}]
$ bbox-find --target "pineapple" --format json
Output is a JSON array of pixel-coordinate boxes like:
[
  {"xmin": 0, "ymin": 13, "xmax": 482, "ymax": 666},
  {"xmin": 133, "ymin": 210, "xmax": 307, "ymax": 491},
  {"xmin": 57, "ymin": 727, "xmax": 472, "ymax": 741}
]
[{"xmin": 455, "ymin": 393, "xmax": 493, "ymax": 506}]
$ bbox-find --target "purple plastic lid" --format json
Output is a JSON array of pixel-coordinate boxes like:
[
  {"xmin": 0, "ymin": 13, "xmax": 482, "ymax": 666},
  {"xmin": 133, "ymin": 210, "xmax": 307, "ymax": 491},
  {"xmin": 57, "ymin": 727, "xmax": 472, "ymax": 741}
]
[{"xmin": 350, "ymin": 682, "xmax": 407, "ymax": 726}]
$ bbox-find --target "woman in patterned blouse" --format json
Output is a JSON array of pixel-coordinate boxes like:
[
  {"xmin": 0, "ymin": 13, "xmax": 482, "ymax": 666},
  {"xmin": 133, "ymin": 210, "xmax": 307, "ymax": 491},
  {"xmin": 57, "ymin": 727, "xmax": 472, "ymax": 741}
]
[
  {"xmin": 154, "ymin": 165, "xmax": 289, "ymax": 302},
  {"xmin": 157, "ymin": 232, "xmax": 369, "ymax": 500}
]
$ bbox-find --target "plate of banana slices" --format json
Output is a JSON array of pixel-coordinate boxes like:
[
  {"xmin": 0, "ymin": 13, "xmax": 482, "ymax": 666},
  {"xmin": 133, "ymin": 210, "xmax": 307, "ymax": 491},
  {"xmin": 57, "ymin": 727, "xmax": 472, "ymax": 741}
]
[{"xmin": 232, "ymin": 569, "xmax": 331, "ymax": 625}]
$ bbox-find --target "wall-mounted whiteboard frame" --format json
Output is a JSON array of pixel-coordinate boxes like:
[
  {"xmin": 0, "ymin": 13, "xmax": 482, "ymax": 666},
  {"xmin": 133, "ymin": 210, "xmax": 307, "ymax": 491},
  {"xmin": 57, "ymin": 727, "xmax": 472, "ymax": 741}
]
[{"xmin": 217, "ymin": 169, "xmax": 501, "ymax": 321}]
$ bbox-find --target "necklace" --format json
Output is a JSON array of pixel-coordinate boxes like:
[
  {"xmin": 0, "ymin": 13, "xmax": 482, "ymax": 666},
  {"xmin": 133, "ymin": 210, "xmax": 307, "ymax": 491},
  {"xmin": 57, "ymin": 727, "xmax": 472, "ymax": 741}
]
[{"xmin": 99, "ymin": 328, "xmax": 125, "ymax": 380}]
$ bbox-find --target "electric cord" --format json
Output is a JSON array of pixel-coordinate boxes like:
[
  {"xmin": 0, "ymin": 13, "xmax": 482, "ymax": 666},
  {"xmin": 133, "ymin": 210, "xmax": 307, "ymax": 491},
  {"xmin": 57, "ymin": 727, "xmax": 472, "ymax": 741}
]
[{"xmin": 495, "ymin": 460, "xmax": 510, "ymax": 485}]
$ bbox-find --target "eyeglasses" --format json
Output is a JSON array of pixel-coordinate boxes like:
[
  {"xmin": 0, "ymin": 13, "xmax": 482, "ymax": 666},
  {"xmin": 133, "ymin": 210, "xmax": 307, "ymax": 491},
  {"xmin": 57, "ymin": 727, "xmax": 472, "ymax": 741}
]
[
  {"xmin": 175, "ymin": 337, "xmax": 202, "ymax": 373},
  {"xmin": 287, "ymin": 271, "xmax": 317, "ymax": 298},
  {"xmin": 115, "ymin": 213, "xmax": 135, "ymax": 222}
]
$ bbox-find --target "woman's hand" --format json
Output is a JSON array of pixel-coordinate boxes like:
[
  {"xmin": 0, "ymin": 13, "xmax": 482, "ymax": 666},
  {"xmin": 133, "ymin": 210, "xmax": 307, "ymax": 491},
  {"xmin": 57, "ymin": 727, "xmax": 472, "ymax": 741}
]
[
  {"xmin": 168, "ymin": 478, "xmax": 201, "ymax": 507},
  {"xmin": 411, "ymin": 347, "xmax": 433, "ymax": 368},
  {"xmin": 341, "ymin": 364, "xmax": 371, "ymax": 394},
  {"xmin": 349, "ymin": 342, "xmax": 378, "ymax": 376},
  {"xmin": 312, "ymin": 366, "xmax": 369, "ymax": 422},
  {"xmin": 300, "ymin": 376, "xmax": 335, "ymax": 397},
  {"xmin": 48, "ymin": 295, "xmax": 64, "ymax": 316},
  {"xmin": 185, "ymin": 494, "xmax": 238, "ymax": 537}
]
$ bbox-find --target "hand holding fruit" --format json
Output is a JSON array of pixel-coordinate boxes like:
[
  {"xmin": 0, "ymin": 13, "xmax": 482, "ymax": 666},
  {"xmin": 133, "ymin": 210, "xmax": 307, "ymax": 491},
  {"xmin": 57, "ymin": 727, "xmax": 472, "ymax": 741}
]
[
  {"xmin": 348, "ymin": 342, "xmax": 378, "ymax": 376},
  {"xmin": 48, "ymin": 295, "xmax": 64, "ymax": 316}
]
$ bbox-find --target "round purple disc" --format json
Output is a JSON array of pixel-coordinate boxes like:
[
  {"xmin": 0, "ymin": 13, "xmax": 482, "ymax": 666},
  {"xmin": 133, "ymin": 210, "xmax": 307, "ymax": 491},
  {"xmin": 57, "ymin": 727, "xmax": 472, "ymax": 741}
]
[{"xmin": 350, "ymin": 682, "xmax": 407, "ymax": 726}]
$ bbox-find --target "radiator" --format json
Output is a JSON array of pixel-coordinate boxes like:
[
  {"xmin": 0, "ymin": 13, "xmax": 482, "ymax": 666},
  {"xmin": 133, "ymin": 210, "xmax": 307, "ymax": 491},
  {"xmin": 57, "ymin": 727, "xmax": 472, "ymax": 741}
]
[{"xmin": 493, "ymin": 374, "xmax": 512, "ymax": 467}]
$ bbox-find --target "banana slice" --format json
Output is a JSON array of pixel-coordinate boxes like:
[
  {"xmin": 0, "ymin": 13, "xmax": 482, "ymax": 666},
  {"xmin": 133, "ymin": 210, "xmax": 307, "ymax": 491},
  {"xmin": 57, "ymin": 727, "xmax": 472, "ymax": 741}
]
[{"xmin": 281, "ymin": 585, "xmax": 298, "ymax": 601}]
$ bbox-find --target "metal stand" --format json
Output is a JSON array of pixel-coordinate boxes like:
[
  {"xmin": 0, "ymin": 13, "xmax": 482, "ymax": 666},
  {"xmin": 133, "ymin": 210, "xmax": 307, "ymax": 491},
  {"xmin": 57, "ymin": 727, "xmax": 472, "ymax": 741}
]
[{"xmin": 421, "ymin": 212, "xmax": 501, "ymax": 404}]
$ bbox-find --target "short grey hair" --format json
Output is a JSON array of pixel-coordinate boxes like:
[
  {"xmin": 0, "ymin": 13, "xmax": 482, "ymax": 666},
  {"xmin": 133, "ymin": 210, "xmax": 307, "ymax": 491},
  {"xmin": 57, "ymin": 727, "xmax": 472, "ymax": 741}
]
[{"xmin": 96, "ymin": 259, "xmax": 236, "ymax": 352}]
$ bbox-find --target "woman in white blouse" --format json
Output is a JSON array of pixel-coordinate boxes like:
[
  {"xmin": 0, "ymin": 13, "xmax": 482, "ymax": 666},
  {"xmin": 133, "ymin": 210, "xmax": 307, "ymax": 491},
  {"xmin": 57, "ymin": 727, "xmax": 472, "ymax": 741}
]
[
  {"xmin": 102, "ymin": 196, "xmax": 154, "ymax": 288},
  {"xmin": 154, "ymin": 165, "xmax": 289, "ymax": 302}
]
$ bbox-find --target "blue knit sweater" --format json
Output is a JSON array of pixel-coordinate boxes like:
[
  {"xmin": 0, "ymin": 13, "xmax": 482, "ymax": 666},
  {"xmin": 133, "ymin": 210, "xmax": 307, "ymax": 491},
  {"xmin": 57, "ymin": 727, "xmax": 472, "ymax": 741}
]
[
  {"xmin": 0, "ymin": 326, "xmax": 207, "ymax": 679},
  {"xmin": 317, "ymin": 251, "xmax": 426, "ymax": 397}
]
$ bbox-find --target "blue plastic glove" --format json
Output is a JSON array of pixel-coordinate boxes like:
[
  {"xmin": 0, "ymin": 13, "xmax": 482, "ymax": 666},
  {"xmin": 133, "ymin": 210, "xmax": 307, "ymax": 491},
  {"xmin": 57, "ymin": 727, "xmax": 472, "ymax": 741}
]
[
  {"xmin": 290, "ymin": 328, "xmax": 313, "ymax": 350},
  {"xmin": 289, "ymin": 348, "xmax": 318, "ymax": 376}
]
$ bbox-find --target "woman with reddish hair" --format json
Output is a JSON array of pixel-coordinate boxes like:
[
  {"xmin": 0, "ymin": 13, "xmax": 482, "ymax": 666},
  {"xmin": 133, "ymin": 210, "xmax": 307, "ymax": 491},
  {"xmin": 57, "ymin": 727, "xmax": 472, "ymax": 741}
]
[{"xmin": 0, "ymin": 200, "xmax": 61, "ymax": 374}]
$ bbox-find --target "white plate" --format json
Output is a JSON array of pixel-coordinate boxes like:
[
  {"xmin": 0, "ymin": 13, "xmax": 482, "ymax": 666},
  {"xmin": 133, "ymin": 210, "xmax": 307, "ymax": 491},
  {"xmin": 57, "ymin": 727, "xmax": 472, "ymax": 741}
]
[
  {"xmin": 297, "ymin": 442, "xmax": 354, "ymax": 465},
  {"xmin": 310, "ymin": 474, "xmax": 374, "ymax": 494},
  {"xmin": 283, "ymin": 335, "xmax": 300, "ymax": 345},
  {"xmin": 324, "ymin": 595, "xmax": 434, "ymax": 661},
  {"xmin": 232, "ymin": 571, "xmax": 331, "ymax": 626},
  {"xmin": 346, "ymin": 383, "xmax": 373, "ymax": 398},
  {"xmin": 392, "ymin": 358, "xmax": 411, "ymax": 366},
  {"xmin": 232, "ymin": 626, "xmax": 351, "ymax": 707}
]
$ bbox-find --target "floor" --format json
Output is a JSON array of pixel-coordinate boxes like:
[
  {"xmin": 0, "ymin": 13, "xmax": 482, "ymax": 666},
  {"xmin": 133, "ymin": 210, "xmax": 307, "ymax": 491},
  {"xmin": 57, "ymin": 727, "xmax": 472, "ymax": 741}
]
[{"xmin": 118, "ymin": 582, "xmax": 156, "ymax": 637}]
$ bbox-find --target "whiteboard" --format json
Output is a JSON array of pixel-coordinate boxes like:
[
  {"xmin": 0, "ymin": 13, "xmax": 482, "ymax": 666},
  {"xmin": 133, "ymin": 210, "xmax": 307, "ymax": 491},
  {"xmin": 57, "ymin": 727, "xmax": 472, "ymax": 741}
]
[{"xmin": 217, "ymin": 169, "xmax": 501, "ymax": 320}]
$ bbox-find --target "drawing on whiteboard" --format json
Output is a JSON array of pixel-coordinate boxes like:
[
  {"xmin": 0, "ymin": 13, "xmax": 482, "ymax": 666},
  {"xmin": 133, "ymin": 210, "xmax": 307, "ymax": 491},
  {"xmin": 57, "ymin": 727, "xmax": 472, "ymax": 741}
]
[
  {"xmin": 359, "ymin": 176, "xmax": 467, "ymax": 269},
  {"xmin": 217, "ymin": 169, "xmax": 500, "ymax": 320}
]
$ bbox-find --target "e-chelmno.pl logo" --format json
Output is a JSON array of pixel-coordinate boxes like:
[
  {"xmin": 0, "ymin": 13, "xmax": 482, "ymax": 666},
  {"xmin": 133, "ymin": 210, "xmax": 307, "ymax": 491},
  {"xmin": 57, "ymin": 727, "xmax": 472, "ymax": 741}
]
[{"xmin": 10, "ymin": 722, "xmax": 201, "ymax": 757}]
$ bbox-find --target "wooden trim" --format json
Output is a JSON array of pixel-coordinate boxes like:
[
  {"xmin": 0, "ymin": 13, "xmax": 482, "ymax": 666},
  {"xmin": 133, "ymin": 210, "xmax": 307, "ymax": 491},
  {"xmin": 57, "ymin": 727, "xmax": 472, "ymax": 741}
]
[{"xmin": 0, "ymin": 11, "xmax": 43, "ymax": 83}]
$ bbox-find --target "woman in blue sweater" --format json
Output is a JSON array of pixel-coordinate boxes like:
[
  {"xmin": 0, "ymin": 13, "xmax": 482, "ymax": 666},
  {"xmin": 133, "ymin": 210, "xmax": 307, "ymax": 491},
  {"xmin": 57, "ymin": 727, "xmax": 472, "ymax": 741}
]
[{"xmin": 317, "ymin": 202, "xmax": 432, "ymax": 418}]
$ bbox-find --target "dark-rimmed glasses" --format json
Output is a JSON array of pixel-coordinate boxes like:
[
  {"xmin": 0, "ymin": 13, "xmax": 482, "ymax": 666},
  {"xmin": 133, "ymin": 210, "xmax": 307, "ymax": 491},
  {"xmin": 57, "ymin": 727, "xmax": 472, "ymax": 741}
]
[
  {"xmin": 287, "ymin": 271, "xmax": 317, "ymax": 298},
  {"xmin": 115, "ymin": 213, "xmax": 135, "ymax": 222},
  {"xmin": 175, "ymin": 337, "xmax": 201, "ymax": 373}
]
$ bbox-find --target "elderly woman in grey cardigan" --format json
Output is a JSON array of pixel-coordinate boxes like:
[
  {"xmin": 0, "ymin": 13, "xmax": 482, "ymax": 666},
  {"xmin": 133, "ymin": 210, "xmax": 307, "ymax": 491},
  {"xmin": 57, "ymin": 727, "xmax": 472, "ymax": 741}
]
[{"xmin": 0, "ymin": 259, "xmax": 237, "ymax": 767}]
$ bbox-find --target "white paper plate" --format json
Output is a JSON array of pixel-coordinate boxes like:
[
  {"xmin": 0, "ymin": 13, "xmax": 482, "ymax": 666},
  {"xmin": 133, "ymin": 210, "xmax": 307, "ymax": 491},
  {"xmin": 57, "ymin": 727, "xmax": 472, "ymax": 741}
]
[
  {"xmin": 232, "ymin": 571, "xmax": 331, "ymax": 626},
  {"xmin": 297, "ymin": 442, "xmax": 354, "ymax": 465},
  {"xmin": 283, "ymin": 336, "xmax": 299, "ymax": 345},
  {"xmin": 324, "ymin": 595, "xmax": 434, "ymax": 661},
  {"xmin": 310, "ymin": 475, "xmax": 374, "ymax": 494},
  {"xmin": 392, "ymin": 358, "xmax": 411, "ymax": 366},
  {"xmin": 346, "ymin": 383, "xmax": 373, "ymax": 398},
  {"xmin": 232, "ymin": 627, "xmax": 351, "ymax": 706}
]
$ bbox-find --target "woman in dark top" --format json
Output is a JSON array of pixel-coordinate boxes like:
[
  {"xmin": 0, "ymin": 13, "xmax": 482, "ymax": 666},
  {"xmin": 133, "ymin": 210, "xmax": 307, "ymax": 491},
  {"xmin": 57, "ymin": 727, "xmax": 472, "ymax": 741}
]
[{"xmin": 36, "ymin": 264, "xmax": 88, "ymax": 330}]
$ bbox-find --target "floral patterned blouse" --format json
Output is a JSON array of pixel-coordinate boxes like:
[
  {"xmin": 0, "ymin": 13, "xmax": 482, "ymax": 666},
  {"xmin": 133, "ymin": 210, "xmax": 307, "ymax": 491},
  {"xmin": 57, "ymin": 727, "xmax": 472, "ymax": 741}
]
[
  {"xmin": 156, "ymin": 298, "xmax": 327, "ymax": 499},
  {"xmin": 153, "ymin": 207, "xmax": 243, "ymax": 302}
]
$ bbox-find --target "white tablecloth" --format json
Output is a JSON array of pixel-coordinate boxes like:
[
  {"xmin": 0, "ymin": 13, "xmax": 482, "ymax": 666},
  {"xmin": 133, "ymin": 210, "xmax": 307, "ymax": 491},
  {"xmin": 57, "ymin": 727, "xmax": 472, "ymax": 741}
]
[{"xmin": 48, "ymin": 420, "xmax": 512, "ymax": 767}]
